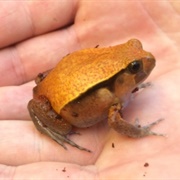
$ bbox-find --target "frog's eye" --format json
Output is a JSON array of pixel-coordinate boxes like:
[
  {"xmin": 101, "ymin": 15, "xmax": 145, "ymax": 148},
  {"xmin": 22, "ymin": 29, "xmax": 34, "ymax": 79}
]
[{"xmin": 127, "ymin": 60, "xmax": 142, "ymax": 74}]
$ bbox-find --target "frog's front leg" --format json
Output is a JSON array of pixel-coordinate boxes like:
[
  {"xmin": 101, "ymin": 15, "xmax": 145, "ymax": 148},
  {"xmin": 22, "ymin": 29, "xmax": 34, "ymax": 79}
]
[
  {"xmin": 35, "ymin": 69, "xmax": 53, "ymax": 84},
  {"xmin": 108, "ymin": 103, "xmax": 164, "ymax": 138}
]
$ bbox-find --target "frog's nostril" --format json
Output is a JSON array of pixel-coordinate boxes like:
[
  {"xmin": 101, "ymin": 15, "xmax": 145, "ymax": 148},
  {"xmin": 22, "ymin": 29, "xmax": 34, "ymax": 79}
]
[
  {"xmin": 148, "ymin": 57, "xmax": 155, "ymax": 62},
  {"xmin": 147, "ymin": 57, "xmax": 156, "ymax": 69},
  {"xmin": 146, "ymin": 53, "xmax": 156, "ymax": 64}
]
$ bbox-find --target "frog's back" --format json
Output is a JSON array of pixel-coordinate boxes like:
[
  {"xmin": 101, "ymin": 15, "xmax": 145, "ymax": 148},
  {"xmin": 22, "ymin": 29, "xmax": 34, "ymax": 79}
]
[{"xmin": 34, "ymin": 39, "xmax": 148, "ymax": 113}]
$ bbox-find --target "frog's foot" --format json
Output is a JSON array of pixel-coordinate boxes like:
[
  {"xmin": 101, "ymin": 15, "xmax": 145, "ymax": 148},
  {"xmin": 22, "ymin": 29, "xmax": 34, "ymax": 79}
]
[
  {"xmin": 45, "ymin": 128, "xmax": 91, "ymax": 152},
  {"xmin": 34, "ymin": 118, "xmax": 91, "ymax": 152},
  {"xmin": 36, "ymin": 120, "xmax": 91, "ymax": 152},
  {"xmin": 134, "ymin": 118, "xmax": 166, "ymax": 137},
  {"xmin": 132, "ymin": 82, "xmax": 151, "ymax": 93},
  {"xmin": 108, "ymin": 103, "xmax": 165, "ymax": 138}
]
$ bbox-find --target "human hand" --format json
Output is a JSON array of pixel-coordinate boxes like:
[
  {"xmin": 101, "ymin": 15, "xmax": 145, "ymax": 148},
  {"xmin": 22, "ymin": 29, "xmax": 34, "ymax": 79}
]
[{"xmin": 0, "ymin": 1, "xmax": 180, "ymax": 179}]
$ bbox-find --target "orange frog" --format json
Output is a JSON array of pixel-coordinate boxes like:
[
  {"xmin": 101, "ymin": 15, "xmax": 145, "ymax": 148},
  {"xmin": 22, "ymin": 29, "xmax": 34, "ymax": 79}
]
[{"xmin": 28, "ymin": 39, "xmax": 163, "ymax": 152}]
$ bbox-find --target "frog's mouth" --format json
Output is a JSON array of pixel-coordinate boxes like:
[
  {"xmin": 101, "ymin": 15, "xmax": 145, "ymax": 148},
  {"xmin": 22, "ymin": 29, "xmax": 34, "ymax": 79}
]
[{"xmin": 134, "ymin": 71, "xmax": 148, "ymax": 84}]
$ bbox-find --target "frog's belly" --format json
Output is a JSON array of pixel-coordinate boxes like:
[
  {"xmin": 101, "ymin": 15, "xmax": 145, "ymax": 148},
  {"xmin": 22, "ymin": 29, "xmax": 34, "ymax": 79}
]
[{"xmin": 60, "ymin": 88, "xmax": 117, "ymax": 128}]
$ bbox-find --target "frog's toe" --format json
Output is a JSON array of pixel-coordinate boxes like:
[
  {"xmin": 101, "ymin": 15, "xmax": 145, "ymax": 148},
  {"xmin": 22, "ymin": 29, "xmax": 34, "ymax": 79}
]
[
  {"xmin": 63, "ymin": 136, "xmax": 92, "ymax": 153},
  {"xmin": 146, "ymin": 131, "xmax": 167, "ymax": 137},
  {"xmin": 68, "ymin": 130, "xmax": 81, "ymax": 136},
  {"xmin": 143, "ymin": 118, "xmax": 164, "ymax": 128},
  {"xmin": 137, "ymin": 118, "xmax": 166, "ymax": 137},
  {"xmin": 138, "ymin": 82, "xmax": 152, "ymax": 89}
]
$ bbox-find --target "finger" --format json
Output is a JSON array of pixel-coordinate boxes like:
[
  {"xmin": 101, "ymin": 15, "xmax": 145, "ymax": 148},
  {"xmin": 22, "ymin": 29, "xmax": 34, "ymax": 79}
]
[
  {"xmin": 0, "ymin": 162, "xmax": 96, "ymax": 179},
  {"xmin": 0, "ymin": 1, "xmax": 76, "ymax": 48},
  {"xmin": 0, "ymin": 82, "xmax": 34, "ymax": 120},
  {"xmin": 0, "ymin": 27, "xmax": 80, "ymax": 86},
  {"xmin": 0, "ymin": 120, "xmax": 99, "ymax": 165}
]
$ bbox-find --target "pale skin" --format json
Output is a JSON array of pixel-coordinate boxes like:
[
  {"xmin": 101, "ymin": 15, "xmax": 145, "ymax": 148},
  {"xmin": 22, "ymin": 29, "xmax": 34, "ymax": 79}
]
[{"xmin": 0, "ymin": 1, "xmax": 180, "ymax": 179}]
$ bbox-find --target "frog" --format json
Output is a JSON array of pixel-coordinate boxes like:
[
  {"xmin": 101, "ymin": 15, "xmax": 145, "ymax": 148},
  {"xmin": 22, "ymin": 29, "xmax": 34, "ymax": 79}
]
[{"xmin": 28, "ymin": 39, "xmax": 164, "ymax": 152}]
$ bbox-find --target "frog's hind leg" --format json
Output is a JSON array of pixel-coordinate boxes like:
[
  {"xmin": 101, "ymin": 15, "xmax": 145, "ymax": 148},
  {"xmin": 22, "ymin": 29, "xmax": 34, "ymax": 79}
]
[
  {"xmin": 28, "ymin": 97, "xmax": 91, "ymax": 152},
  {"xmin": 29, "ymin": 106, "xmax": 91, "ymax": 152}
]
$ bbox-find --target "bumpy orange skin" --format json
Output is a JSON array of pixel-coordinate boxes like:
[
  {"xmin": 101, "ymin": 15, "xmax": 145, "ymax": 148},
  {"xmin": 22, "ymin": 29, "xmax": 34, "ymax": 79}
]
[{"xmin": 33, "ymin": 39, "xmax": 154, "ymax": 114}]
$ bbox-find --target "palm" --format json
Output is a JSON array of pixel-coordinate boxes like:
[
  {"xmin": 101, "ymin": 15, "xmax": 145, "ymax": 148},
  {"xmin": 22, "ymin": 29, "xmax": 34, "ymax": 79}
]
[{"xmin": 0, "ymin": 1, "xmax": 180, "ymax": 179}]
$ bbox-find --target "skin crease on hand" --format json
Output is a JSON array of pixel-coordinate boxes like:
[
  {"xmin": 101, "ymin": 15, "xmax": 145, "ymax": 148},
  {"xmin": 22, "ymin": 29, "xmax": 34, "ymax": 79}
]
[{"xmin": 0, "ymin": 1, "xmax": 180, "ymax": 179}]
